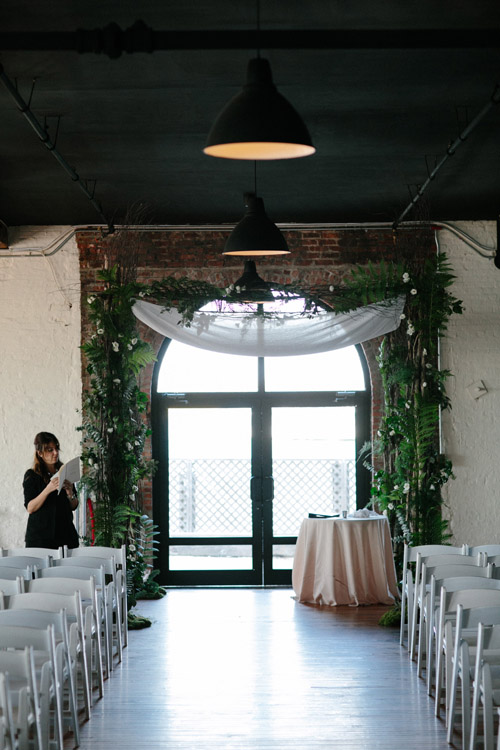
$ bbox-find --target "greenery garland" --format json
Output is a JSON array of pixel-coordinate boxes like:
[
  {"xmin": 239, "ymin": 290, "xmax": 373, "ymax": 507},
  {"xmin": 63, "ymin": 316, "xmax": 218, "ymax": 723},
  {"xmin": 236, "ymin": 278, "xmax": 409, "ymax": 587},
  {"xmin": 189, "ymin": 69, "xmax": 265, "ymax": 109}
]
[{"xmin": 79, "ymin": 249, "xmax": 462, "ymax": 599}]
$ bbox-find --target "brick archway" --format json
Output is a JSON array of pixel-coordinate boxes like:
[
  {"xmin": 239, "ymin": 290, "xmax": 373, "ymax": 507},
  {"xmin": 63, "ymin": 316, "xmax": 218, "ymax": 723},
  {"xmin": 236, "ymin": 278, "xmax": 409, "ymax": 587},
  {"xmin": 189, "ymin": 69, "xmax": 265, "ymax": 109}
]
[{"xmin": 78, "ymin": 226, "xmax": 432, "ymax": 517}]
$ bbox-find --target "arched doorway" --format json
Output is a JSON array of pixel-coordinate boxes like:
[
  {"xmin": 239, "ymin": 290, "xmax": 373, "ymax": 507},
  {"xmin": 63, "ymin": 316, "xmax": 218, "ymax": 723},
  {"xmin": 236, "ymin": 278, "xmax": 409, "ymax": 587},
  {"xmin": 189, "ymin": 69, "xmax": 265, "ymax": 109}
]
[{"xmin": 152, "ymin": 342, "xmax": 371, "ymax": 585}]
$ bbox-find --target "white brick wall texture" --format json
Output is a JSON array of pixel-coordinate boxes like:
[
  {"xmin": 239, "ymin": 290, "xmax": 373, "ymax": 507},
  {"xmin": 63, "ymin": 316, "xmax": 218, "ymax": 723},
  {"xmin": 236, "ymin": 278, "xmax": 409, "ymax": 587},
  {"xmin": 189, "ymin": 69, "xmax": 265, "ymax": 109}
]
[
  {"xmin": 0, "ymin": 227, "xmax": 82, "ymax": 547},
  {"xmin": 439, "ymin": 221, "xmax": 500, "ymax": 545}
]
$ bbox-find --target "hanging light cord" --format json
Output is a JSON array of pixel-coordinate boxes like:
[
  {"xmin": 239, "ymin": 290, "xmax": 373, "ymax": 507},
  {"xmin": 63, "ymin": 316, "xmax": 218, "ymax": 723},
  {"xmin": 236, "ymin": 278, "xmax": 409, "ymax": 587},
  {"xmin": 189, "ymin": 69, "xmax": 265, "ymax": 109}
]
[{"xmin": 256, "ymin": 0, "xmax": 261, "ymax": 58}]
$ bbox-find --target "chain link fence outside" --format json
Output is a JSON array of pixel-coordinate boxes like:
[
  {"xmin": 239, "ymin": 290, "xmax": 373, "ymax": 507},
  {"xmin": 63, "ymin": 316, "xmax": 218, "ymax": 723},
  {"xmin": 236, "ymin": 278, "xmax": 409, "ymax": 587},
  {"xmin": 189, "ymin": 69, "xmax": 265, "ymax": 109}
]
[{"xmin": 169, "ymin": 458, "xmax": 356, "ymax": 537}]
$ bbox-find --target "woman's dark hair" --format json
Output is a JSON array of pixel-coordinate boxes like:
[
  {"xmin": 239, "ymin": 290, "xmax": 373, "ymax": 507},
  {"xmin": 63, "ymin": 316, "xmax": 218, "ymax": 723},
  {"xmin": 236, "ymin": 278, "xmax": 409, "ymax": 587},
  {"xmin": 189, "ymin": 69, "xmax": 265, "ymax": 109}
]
[{"xmin": 33, "ymin": 431, "xmax": 62, "ymax": 479}]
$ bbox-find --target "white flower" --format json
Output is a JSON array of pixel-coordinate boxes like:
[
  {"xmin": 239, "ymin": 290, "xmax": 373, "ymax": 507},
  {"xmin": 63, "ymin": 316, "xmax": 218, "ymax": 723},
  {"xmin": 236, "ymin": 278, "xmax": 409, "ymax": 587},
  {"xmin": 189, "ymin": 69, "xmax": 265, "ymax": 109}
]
[
  {"xmin": 400, "ymin": 313, "xmax": 406, "ymax": 320},
  {"xmin": 410, "ymin": 288, "xmax": 417, "ymax": 295},
  {"xmin": 138, "ymin": 291, "xmax": 146, "ymax": 298},
  {"xmin": 129, "ymin": 494, "xmax": 135, "ymax": 500},
  {"xmin": 91, "ymin": 334, "xmax": 96, "ymax": 340},
  {"xmin": 97, "ymin": 328, "xmax": 104, "ymax": 335},
  {"xmin": 113, "ymin": 378, "xmax": 121, "ymax": 384},
  {"xmin": 430, "ymin": 484, "xmax": 435, "ymax": 491},
  {"xmin": 422, "ymin": 382, "xmax": 427, "ymax": 388},
  {"xmin": 329, "ymin": 285, "xmax": 334, "ymax": 292},
  {"xmin": 107, "ymin": 427, "xmax": 114, "ymax": 433},
  {"xmin": 377, "ymin": 430, "xmax": 382, "ymax": 437},
  {"xmin": 112, "ymin": 341, "xmax": 119, "ymax": 352},
  {"xmin": 127, "ymin": 344, "xmax": 133, "ymax": 350},
  {"xmin": 389, "ymin": 429, "xmax": 395, "ymax": 436},
  {"xmin": 225, "ymin": 287, "xmax": 232, "ymax": 295},
  {"xmin": 402, "ymin": 272, "xmax": 410, "ymax": 283},
  {"xmin": 403, "ymin": 482, "xmax": 410, "ymax": 494},
  {"xmin": 423, "ymin": 348, "xmax": 427, "ymax": 356},
  {"xmin": 132, "ymin": 485, "xmax": 139, "ymax": 492},
  {"xmin": 235, "ymin": 285, "xmax": 241, "ymax": 293},
  {"xmin": 394, "ymin": 485, "xmax": 399, "ymax": 491},
  {"xmin": 405, "ymin": 401, "xmax": 411, "ymax": 409},
  {"xmin": 131, "ymin": 338, "xmax": 137, "ymax": 345},
  {"xmin": 426, "ymin": 363, "xmax": 432, "ymax": 369},
  {"xmin": 128, "ymin": 544, "xmax": 136, "ymax": 552},
  {"xmin": 88, "ymin": 457, "xmax": 93, "ymax": 466},
  {"xmin": 87, "ymin": 296, "xmax": 95, "ymax": 304},
  {"xmin": 134, "ymin": 440, "xmax": 140, "ymax": 446},
  {"xmin": 126, "ymin": 442, "xmax": 133, "ymax": 451},
  {"xmin": 388, "ymin": 502, "xmax": 394, "ymax": 510},
  {"xmin": 407, "ymin": 324, "xmax": 415, "ymax": 336}
]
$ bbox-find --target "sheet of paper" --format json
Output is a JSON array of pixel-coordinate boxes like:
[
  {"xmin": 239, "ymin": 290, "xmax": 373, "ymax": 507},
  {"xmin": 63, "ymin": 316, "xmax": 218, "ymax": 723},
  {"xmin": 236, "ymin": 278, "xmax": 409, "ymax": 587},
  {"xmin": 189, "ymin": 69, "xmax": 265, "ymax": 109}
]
[{"xmin": 57, "ymin": 456, "xmax": 81, "ymax": 493}]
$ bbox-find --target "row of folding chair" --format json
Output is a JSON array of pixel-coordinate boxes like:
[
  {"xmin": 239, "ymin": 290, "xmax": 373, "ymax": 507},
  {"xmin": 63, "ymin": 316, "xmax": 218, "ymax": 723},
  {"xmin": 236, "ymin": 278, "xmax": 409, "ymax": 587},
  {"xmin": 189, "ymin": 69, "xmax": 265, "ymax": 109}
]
[
  {"xmin": 0, "ymin": 545, "xmax": 128, "ymax": 750},
  {"xmin": 0, "ymin": 545, "xmax": 128, "ymax": 651},
  {"xmin": 400, "ymin": 543, "xmax": 500, "ymax": 650},
  {"xmin": 400, "ymin": 542, "xmax": 500, "ymax": 750},
  {"xmin": 0, "ymin": 567, "xmax": 118, "ymax": 681}
]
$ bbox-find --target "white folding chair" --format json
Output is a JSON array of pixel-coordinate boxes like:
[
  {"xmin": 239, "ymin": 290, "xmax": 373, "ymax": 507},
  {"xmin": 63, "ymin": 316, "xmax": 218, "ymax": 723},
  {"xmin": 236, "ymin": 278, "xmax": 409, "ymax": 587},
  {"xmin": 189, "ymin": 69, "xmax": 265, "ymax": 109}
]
[
  {"xmin": 0, "ymin": 647, "xmax": 43, "ymax": 750},
  {"xmin": 64, "ymin": 546, "xmax": 128, "ymax": 648},
  {"xmin": 49, "ymin": 560, "xmax": 122, "ymax": 671},
  {"xmin": 400, "ymin": 543, "xmax": 467, "ymax": 649},
  {"xmin": 468, "ymin": 545, "xmax": 500, "ymax": 559},
  {"xmin": 0, "ymin": 671, "xmax": 17, "ymax": 750},
  {"xmin": 430, "ymin": 578, "xmax": 500, "ymax": 699},
  {"xmin": 0, "ymin": 552, "xmax": 62, "ymax": 563},
  {"xmin": 0, "ymin": 572, "xmax": 30, "ymax": 585},
  {"xmin": 415, "ymin": 563, "xmax": 493, "ymax": 675},
  {"xmin": 4, "ymin": 592, "xmax": 101, "ymax": 707},
  {"xmin": 23, "ymin": 580, "xmax": 105, "ymax": 697},
  {"xmin": 447, "ymin": 604, "xmax": 500, "ymax": 750},
  {"xmin": 0, "ymin": 625, "xmax": 71, "ymax": 750},
  {"xmin": 0, "ymin": 563, "xmax": 42, "ymax": 582},
  {"xmin": 470, "ymin": 622, "xmax": 500, "ymax": 750},
  {"xmin": 0, "ymin": 610, "xmax": 89, "ymax": 725},
  {"xmin": 0, "ymin": 582, "xmax": 23, "ymax": 597}
]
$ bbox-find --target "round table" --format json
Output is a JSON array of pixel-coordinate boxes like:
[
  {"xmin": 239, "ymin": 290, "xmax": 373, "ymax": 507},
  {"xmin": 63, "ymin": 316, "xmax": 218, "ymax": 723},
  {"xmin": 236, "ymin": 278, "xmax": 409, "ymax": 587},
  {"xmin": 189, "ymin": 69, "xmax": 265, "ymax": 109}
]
[{"xmin": 292, "ymin": 516, "xmax": 399, "ymax": 606}]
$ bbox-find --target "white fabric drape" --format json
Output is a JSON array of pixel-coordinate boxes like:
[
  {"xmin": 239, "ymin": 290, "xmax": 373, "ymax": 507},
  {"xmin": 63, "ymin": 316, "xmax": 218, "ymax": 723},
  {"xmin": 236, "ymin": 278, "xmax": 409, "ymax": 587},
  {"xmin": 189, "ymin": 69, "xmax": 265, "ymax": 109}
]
[{"xmin": 132, "ymin": 297, "xmax": 405, "ymax": 357}]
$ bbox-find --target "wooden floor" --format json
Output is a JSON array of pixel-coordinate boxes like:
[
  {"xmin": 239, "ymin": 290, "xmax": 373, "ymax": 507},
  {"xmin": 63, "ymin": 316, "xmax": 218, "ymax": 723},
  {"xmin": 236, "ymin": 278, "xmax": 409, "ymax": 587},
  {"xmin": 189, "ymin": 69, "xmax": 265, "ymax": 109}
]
[{"xmin": 68, "ymin": 588, "xmax": 452, "ymax": 750}]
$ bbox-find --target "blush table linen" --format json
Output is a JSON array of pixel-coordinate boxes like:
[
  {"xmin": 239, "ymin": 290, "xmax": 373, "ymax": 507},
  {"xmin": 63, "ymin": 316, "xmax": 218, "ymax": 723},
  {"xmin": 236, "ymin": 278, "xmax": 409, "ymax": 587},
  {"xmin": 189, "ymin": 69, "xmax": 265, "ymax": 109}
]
[{"xmin": 292, "ymin": 517, "xmax": 398, "ymax": 606}]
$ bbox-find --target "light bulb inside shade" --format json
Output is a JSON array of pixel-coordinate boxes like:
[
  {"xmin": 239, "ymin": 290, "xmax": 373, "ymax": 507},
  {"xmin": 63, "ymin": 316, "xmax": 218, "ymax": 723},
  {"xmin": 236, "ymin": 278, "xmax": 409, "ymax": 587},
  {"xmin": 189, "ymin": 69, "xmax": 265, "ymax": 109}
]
[{"xmin": 204, "ymin": 141, "xmax": 316, "ymax": 161}]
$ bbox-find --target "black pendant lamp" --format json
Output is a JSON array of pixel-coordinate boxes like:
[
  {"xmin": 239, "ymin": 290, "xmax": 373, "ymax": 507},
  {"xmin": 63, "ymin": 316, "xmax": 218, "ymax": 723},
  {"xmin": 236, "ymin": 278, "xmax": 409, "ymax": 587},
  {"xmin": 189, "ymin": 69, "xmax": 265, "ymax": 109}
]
[
  {"xmin": 204, "ymin": 57, "xmax": 315, "ymax": 161},
  {"xmin": 230, "ymin": 259, "xmax": 275, "ymax": 303},
  {"xmin": 224, "ymin": 193, "xmax": 289, "ymax": 256}
]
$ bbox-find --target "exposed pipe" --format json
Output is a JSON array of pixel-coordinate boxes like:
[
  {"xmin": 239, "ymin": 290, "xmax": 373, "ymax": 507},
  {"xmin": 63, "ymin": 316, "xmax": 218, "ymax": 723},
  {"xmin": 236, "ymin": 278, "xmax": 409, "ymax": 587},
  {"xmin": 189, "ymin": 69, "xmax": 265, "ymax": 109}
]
[
  {"xmin": 0, "ymin": 220, "xmax": 495, "ymax": 262},
  {"xmin": 0, "ymin": 64, "xmax": 113, "ymax": 231},
  {"xmin": 393, "ymin": 83, "xmax": 500, "ymax": 229}
]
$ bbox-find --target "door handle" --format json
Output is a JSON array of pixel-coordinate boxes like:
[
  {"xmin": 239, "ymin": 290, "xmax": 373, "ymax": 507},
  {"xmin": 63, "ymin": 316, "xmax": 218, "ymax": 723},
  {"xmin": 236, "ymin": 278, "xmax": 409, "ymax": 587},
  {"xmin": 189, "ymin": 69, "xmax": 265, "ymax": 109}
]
[{"xmin": 250, "ymin": 476, "xmax": 274, "ymax": 502}]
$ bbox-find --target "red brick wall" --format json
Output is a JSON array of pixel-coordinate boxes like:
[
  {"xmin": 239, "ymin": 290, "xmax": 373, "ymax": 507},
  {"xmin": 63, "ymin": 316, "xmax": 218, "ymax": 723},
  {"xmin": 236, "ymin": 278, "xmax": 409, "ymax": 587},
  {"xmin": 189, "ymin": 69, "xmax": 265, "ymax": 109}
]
[{"xmin": 77, "ymin": 226, "xmax": 432, "ymax": 515}]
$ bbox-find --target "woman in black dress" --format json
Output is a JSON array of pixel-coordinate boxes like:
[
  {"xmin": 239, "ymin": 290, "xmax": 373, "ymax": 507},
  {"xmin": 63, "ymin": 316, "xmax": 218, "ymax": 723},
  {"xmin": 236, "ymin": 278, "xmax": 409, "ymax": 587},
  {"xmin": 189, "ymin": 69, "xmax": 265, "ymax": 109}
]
[{"xmin": 23, "ymin": 431, "xmax": 79, "ymax": 549}]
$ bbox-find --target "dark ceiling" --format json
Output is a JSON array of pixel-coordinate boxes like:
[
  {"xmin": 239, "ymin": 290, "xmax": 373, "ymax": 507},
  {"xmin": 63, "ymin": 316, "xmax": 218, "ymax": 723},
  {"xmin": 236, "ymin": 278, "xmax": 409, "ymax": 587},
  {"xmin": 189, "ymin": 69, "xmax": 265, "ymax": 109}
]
[{"xmin": 2, "ymin": 2, "xmax": 500, "ymax": 230}]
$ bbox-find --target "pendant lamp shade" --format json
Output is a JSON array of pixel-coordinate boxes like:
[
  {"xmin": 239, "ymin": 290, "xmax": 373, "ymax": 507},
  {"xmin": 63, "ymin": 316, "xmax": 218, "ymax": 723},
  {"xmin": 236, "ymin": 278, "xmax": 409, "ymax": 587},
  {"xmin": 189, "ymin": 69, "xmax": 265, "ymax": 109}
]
[
  {"xmin": 204, "ymin": 58, "xmax": 315, "ymax": 160},
  {"xmin": 224, "ymin": 193, "xmax": 289, "ymax": 256},
  {"xmin": 230, "ymin": 259, "xmax": 275, "ymax": 303}
]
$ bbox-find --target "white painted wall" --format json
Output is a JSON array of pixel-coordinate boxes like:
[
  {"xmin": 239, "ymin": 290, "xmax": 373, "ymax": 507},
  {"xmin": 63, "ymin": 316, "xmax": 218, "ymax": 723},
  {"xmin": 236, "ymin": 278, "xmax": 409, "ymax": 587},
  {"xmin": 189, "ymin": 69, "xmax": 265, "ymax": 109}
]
[
  {"xmin": 439, "ymin": 221, "xmax": 500, "ymax": 546},
  {"xmin": 0, "ymin": 226, "xmax": 82, "ymax": 547}
]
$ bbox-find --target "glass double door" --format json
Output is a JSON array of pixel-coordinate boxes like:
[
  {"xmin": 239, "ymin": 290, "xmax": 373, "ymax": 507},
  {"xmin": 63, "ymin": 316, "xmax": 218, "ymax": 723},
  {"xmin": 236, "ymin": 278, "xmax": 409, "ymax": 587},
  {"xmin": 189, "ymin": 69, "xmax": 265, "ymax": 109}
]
[{"xmin": 154, "ymin": 393, "xmax": 366, "ymax": 586}]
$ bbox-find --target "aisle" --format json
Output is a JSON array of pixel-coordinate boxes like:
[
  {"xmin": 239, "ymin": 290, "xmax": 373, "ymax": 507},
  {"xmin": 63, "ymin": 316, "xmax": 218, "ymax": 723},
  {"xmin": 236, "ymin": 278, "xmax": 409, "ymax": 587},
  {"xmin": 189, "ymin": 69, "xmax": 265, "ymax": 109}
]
[{"xmin": 69, "ymin": 588, "xmax": 450, "ymax": 750}]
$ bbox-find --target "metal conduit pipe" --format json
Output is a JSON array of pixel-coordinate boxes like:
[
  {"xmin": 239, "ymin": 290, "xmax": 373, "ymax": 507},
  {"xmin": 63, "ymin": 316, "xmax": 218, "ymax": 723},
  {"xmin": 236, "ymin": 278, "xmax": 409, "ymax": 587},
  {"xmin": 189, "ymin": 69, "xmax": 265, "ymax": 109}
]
[
  {"xmin": 394, "ymin": 83, "xmax": 500, "ymax": 229},
  {"xmin": 0, "ymin": 64, "xmax": 113, "ymax": 232}
]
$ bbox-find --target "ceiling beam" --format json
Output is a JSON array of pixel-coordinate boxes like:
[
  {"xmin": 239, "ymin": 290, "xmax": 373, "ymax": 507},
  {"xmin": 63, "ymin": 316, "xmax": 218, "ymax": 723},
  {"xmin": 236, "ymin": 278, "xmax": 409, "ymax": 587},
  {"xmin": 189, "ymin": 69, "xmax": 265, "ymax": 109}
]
[{"xmin": 1, "ymin": 25, "xmax": 499, "ymax": 58}]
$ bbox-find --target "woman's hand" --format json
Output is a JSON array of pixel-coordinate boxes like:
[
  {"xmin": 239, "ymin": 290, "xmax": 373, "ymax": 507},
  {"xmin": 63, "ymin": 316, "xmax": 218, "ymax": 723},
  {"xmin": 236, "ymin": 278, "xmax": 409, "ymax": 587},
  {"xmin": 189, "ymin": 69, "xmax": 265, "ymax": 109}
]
[
  {"xmin": 62, "ymin": 479, "xmax": 73, "ymax": 496},
  {"xmin": 49, "ymin": 475, "xmax": 60, "ymax": 491}
]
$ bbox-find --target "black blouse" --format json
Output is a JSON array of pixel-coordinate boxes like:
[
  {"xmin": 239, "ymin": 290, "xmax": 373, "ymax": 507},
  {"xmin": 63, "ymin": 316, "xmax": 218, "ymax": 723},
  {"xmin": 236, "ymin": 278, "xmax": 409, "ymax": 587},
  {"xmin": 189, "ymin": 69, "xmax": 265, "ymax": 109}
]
[{"xmin": 23, "ymin": 469, "xmax": 79, "ymax": 549}]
